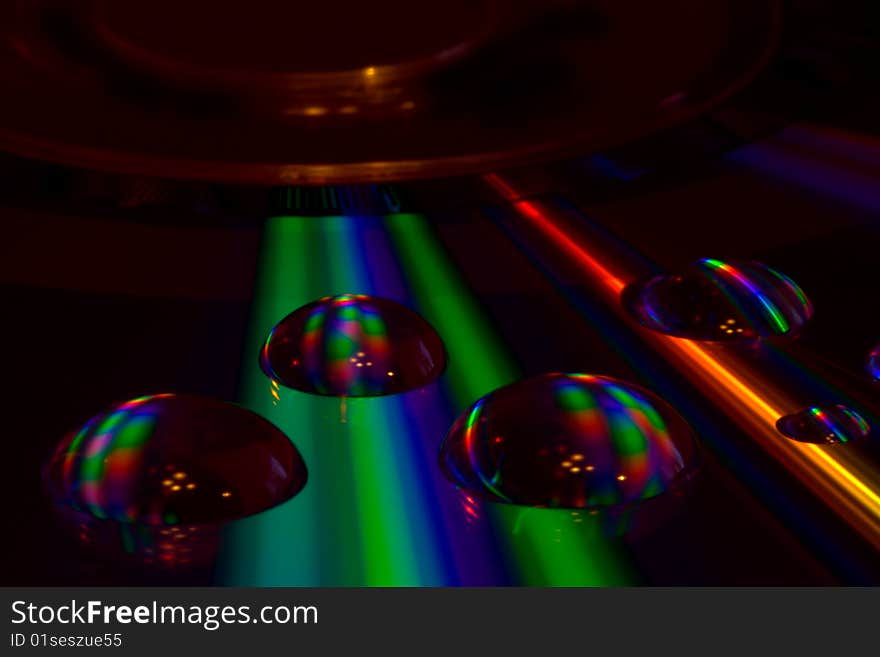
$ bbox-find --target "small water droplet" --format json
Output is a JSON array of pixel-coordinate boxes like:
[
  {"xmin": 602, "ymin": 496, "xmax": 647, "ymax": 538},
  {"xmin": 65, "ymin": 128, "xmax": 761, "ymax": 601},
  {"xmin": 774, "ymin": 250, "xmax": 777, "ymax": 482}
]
[
  {"xmin": 624, "ymin": 259, "xmax": 813, "ymax": 341},
  {"xmin": 439, "ymin": 373, "xmax": 698, "ymax": 509},
  {"xmin": 776, "ymin": 404, "xmax": 870, "ymax": 444},
  {"xmin": 260, "ymin": 294, "xmax": 446, "ymax": 396},
  {"xmin": 44, "ymin": 394, "xmax": 308, "ymax": 527},
  {"xmin": 868, "ymin": 345, "xmax": 880, "ymax": 381}
]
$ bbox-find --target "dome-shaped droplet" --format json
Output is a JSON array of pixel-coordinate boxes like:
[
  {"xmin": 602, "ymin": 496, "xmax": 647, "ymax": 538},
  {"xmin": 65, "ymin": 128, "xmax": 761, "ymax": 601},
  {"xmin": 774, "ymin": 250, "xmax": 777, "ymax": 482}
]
[
  {"xmin": 260, "ymin": 294, "xmax": 446, "ymax": 396},
  {"xmin": 868, "ymin": 345, "xmax": 880, "ymax": 381},
  {"xmin": 44, "ymin": 394, "xmax": 308, "ymax": 526},
  {"xmin": 624, "ymin": 259, "xmax": 813, "ymax": 341},
  {"xmin": 776, "ymin": 404, "xmax": 870, "ymax": 444},
  {"xmin": 439, "ymin": 374, "xmax": 698, "ymax": 509}
]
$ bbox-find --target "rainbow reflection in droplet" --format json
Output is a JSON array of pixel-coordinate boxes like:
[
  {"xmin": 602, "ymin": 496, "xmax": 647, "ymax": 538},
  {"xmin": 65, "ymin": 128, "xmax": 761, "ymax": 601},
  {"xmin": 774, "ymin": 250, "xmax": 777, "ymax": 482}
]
[
  {"xmin": 776, "ymin": 404, "xmax": 871, "ymax": 444},
  {"xmin": 624, "ymin": 259, "xmax": 813, "ymax": 341},
  {"xmin": 439, "ymin": 373, "xmax": 698, "ymax": 509},
  {"xmin": 44, "ymin": 394, "xmax": 308, "ymax": 526},
  {"xmin": 260, "ymin": 294, "xmax": 446, "ymax": 396},
  {"xmin": 868, "ymin": 344, "xmax": 880, "ymax": 381}
]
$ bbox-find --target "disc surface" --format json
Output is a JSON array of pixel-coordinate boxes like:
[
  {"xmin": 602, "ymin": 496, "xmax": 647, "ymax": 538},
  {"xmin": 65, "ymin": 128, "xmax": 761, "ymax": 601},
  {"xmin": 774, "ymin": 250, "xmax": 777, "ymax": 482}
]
[{"xmin": 0, "ymin": 0, "xmax": 780, "ymax": 183}]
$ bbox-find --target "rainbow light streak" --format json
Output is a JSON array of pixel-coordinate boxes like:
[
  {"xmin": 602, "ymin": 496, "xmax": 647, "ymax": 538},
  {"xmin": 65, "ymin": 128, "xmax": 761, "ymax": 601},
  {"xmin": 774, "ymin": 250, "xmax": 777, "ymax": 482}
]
[
  {"xmin": 485, "ymin": 178, "xmax": 880, "ymax": 551},
  {"xmin": 559, "ymin": 377, "xmax": 663, "ymax": 504},
  {"xmin": 812, "ymin": 407, "xmax": 869, "ymax": 443},
  {"xmin": 60, "ymin": 396, "xmax": 157, "ymax": 523},
  {"xmin": 701, "ymin": 258, "xmax": 790, "ymax": 334},
  {"xmin": 225, "ymin": 210, "xmax": 635, "ymax": 586},
  {"xmin": 220, "ymin": 217, "xmax": 323, "ymax": 585},
  {"xmin": 812, "ymin": 408, "xmax": 847, "ymax": 443},
  {"xmin": 224, "ymin": 214, "xmax": 488, "ymax": 585},
  {"xmin": 261, "ymin": 292, "xmax": 443, "ymax": 397},
  {"xmin": 320, "ymin": 215, "xmax": 442, "ymax": 585},
  {"xmin": 602, "ymin": 382, "xmax": 676, "ymax": 500},
  {"xmin": 627, "ymin": 258, "xmax": 811, "ymax": 341},
  {"xmin": 462, "ymin": 398, "xmax": 512, "ymax": 503},
  {"xmin": 333, "ymin": 215, "xmax": 504, "ymax": 585},
  {"xmin": 309, "ymin": 295, "xmax": 390, "ymax": 395},
  {"xmin": 385, "ymin": 214, "xmax": 635, "ymax": 585},
  {"xmin": 444, "ymin": 373, "xmax": 687, "ymax": 510}
]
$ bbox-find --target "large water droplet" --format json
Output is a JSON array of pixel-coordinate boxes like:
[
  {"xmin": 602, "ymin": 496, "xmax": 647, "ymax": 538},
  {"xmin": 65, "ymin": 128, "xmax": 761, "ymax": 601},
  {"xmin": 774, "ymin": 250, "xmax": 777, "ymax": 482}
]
[
  {"xmin": 776, "ymin": 404, "xmax": 871, "ymax": 444},
  {"xmin": 44, "ymin": 394, "xmax": 308, "ymax": 526},
  {"xmin": 261, "ymin": 294, "xmax": 446, "ymax": 396},
  {"xmin": 439, "ymin": 373, "xmax": 698, "ymax": 509},
  {"xmin": 624, "ymin": 259, "xmax": 813, "ymax": 341},
  {"xmin": 868, "ymin": 345, "xmax": 880, "ymax": 381}
]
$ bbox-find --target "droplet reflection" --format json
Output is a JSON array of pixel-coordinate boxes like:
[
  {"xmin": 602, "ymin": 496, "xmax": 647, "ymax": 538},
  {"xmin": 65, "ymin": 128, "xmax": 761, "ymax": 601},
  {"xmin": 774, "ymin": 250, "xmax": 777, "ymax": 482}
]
[
  {"xmin": 439, "ymin": 373, "xmax": 698, "ymax": 510},
  {"xmin": 624, "ymin": 259, "xmax": 813, "ymax": 342},
  {"xmin": 44, "ymin": 394, "xmax": 308, "ymax": 565},
  {"xmin": 776, "ymin": 404, "xmax": 870, "ymax": 444},
  {"xmin": 260, "ymin": 294, "xmax": 446, "ymax": 396}
]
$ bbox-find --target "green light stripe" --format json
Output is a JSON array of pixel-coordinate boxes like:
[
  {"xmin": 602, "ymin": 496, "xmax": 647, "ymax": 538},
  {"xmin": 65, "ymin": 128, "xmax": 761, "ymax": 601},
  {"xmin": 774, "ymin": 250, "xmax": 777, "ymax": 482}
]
[
  {"xmin": 497, "ymin": 506, "xmax": 633, "ymax": 586},
  {"xmin": 384, "ymin": 213, "xmax": 635, "ymax": 586},
  {"xmin": 223, "ymin": 212, "xmax": 635, "ymax": 586},
  {"xmin": 322, "ymin": 216, "xmax": 424, "ymax": 585},
  {"xmin": 220, "ymin": 216, "xmax": 323, "ymax": 585},
  {"xmin": 312, "ymin": 220, "xmax": 362, "ymax": 581},
  {"xmin": 383, "ymin": 214, "xmax": 519, "ymax": 401}
]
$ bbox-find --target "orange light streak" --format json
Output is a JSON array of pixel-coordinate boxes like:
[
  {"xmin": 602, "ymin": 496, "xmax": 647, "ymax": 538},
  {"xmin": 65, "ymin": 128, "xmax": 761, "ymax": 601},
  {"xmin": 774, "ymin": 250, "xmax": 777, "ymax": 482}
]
[{"xmin": 487, "ymin": 175, "xmax": 880, "ymax": 549}]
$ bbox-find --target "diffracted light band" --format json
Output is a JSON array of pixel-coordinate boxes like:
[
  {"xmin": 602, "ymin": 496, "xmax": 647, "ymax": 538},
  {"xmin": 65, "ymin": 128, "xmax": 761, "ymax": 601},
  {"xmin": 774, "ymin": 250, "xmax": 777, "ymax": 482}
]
[
  {"xmin": 484, "ymin": 174, "xmax": 880, "ymax": 551},
  {"xmin": 222, "ymin": 212, "xmax": 635, "ymax": 586}
]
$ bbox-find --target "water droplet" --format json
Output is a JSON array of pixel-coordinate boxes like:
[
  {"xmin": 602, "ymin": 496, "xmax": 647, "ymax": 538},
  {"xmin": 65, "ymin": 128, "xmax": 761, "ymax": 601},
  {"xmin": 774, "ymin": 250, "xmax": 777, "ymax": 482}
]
[
  {"xmin": 624, "ymin": 259, "xmax": 813, "ymax": 341},
  {"xmin": 868, "ymin": 345, "xmax": 880, "ymax": 381},
  {"xmin": 439, "ymin": 373, "xmax": 698, "ymax": 509},
  {"xmin": 261, "ymin": 294, "xmax": 446, "ymax": 396},
  {"xmin": 776, "ymin": 404, "xmax": 870, "ymax": 444},
  {"xmin": 44, "ymin": 394, "xmax": 308, "ymax": 526}
]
